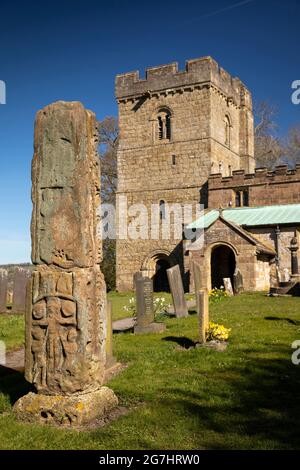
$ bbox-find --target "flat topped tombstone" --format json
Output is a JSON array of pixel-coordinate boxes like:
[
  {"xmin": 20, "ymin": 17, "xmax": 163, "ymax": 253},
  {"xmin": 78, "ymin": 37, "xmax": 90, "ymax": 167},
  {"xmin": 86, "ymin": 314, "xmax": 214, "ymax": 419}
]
[
  {"xmin": 134, "ymin": 276, "xmax": 166, "ymax": 334},
  {"xmin": 233, "ymin": 267, "xmax": 244, "ymax": 294},
  {"xmin": 167, "ymin": 265, "xmax": 188, "ymax": 318},
  {"xmin": 11, "ymin": 268, "xmax": 31, "ymax": 314},
  {"xmin": 135, "ymin": 276, "xmax": 154, "ymax": 327},
  {"xmin": 0, "ymin": 269, "xmax": 8, "ymax": 313},
  {"xmin": 223, "ymin": 278, "xmax": 234, "ymax": 296},
  {"xmin": 13, "ymin": 101, "xmax": 118, "ymax": 426}
]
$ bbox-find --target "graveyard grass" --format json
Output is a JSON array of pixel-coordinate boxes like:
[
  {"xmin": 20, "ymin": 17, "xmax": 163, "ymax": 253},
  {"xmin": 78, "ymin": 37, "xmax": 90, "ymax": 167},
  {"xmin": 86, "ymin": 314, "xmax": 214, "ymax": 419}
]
[{"xmin": 1, "ymin": 292, "xmax": 300, "ymax": 449}]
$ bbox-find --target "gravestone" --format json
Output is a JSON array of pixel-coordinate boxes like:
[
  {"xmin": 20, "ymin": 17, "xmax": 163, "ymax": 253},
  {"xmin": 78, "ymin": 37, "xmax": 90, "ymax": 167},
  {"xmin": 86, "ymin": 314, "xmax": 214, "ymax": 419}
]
[
  {"xmin": 11, "ymin": 268, "xmax": 31, "ymax": 314},
  {"xmin": 133, "ymin": 271, "xmax": 143, "ymax": 289},
  {"xmin": 106, "ymin": 300, "xmax": 117, "ymax": 368},
  {"xmin": 282, "ymin": 268, "xmax": 290, "ymax": 282},
  {"xmin": 7, "ymin": 290, "xmax": 13, "ymax": 306},
  {"xmin": 134, "ymin": 276, "xmax": 165, "ymax": 334},
  {"xmin": 0, "ymin": 269, "xmax": 8, "ymax": 313},
  {"xmin": 14, "ymin": 101, "xmax": 118, "ymax": 426},
  {"xmin": 233, "ymin": 267, "xmax": 244, "ymax": 294},
  {"xmin": 192, "ymin": 260, "xmax": 202, "ymax": 293},
  {"xmin": 269, "ymin": 261, "xmax": 278, "ymax": 288},
  {"xmin": 167, "ymin": 265, "xmax": 188, "ymax": 318},
  {"xmin": 289, "ymin": 235, "xmax": 299, "ymax": 278},
  {"xmin": 223, "ymin": 277, "xmax": 234, "ymax": 296},
  {"xmin": 197, "ymin": 289, "xmax": 209, "ymax": 344},
  {"xmin": 192, "ymin": 260, "xmax": 202, "ymax": 314}
]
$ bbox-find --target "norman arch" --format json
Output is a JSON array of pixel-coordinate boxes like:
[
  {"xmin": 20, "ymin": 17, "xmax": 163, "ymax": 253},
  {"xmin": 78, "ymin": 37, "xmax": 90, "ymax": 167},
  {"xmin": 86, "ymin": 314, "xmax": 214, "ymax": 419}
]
[
  {"xmin": 151, "ymin": 106, "xmax": 173, "ymax": 142},
  {"xmin": 141, "ymin": 249, "xmax": 178, "ymax": 292},
  {"xmin": 204, "ymin": 241, "xmax": 238, "ymax": 291}
]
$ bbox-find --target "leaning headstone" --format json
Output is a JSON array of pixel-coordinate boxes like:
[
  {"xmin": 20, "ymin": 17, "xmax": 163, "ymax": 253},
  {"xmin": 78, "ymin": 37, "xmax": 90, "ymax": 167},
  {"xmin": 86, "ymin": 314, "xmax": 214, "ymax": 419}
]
[
  {"xmin": 197, "ymin": 289, "xmax": 209, "ymax": 344},
  {"xmin": 13, "ymin": 101, "xmax": 118, "ymax": 426},
  {"xmin": 106, "ymin": 300, "xmax": 117, "ymax": 368},
  {"xmin": 134, "ymin": 276, "xmax": 165, "ymax": 334},
  {"xmin": 11, "ymin": 268, "xmax": 31, "ymax": 314},
  {"xmin": 233, "ymin": 267, "xmax": 244, "ymax": 294},
  {"xmin": 0, "ymin": 269, "xmax": 8, "ymax": 313},
  {"xmin": 167, "ymin": 265, "xmax": 188, "ymax": 318},
  {"xmin": 223, "ymin": 277, "xmax": 234, "ymax": 296}
]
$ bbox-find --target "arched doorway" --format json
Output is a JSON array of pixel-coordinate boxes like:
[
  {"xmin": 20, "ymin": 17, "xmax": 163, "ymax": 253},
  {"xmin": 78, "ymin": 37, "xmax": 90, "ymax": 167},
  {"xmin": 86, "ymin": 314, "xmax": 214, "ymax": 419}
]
[
  {"xmin": 153, "ymin": 258, "xmax": 170, "ymax": 292},
  {"xmin": 211, "ymin": 244, "xmax": 236, "ymax": 290},
  {"xmin": 141, "ymin": 250, "xmax": 177, "ymax": 292}
]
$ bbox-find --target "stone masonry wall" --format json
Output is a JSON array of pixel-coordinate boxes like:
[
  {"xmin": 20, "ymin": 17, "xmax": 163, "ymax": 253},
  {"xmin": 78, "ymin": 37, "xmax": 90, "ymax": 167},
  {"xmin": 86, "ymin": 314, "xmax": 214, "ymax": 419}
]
[
  {"xmin": 189, "ymin": 218, "xmax": 260, "ymax": 292},
  {"xmin": 208, "ymin": 165, "xmax": 300, "ymax": 208},
  {"xmin": 116, "ymin": 187, "xmax": 199, "ymax": 291},
  {"xmin": 247, "ymin": 226, "xmax": 300, "ymax": 276},
  {"xmin": 116, "ymin": 56, "xmax": 254, "ymax": 291}
]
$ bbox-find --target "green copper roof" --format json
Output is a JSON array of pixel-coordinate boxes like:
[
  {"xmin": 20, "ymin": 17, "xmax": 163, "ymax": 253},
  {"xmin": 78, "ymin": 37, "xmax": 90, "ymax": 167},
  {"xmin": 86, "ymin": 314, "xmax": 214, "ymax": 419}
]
[{"xmin": 187, "ymin": 204, "xmax": 300, "ymax": 229}]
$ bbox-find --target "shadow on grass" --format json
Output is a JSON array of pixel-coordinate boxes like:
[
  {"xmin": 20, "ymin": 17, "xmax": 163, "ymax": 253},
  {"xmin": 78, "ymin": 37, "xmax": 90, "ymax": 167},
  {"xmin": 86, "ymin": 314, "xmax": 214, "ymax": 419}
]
[
  {"xmin": 156, "ymin": 344, "xmax": 300, "ymax": 449},
  {"xmin": 188, "ymin": 309, "xmax": 197, "ymax": 316},
  {"xmin": 0, "ymin": 366, "xmax": 32, "ymax": 405},
  {"xmin": 265, "ymin": 316, "xmax": 300, "ymax": 325},
  {"xmin": 162, "ymin": 336, "xmax": 196, "ymax": 349}
]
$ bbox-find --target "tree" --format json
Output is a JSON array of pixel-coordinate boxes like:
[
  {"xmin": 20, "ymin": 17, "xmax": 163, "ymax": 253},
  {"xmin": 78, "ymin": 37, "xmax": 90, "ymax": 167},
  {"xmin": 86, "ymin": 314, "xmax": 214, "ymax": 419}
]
[
  {"xmin": 254, "ymin": 101, "xmax": 283, "ymax": 169},
  {"xmin": 98, "ymin": 116, "xmax": 118, "ymax": 204},
  {"xmin": 285, "ymin": 125, "xmax": 300, "ymax": 166},
  {"xmin": 98, "ymin": 117, "xmax": 118, "ymax": 291}
]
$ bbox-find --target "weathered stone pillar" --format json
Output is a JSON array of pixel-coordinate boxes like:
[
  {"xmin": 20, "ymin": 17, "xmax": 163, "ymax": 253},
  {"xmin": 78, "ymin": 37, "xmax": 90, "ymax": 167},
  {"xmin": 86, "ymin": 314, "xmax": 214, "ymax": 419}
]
[
  {"xmin": 0, "ymin": 269, "xmax": 8, "ymax": 313},
  {"xmin": 289, "ymin": 235, "xmax": 299, "ymax": 278},
  {"xmin": 105, "ymin": 300, "xmax": 116, "ymax": 368},
  {"xmin": 275, "ymin": 225, "xmax": 281, "ymax": 268},
  {"xmin": 14, "ymin": 101, "xmax": 118, "ymax": 425},
  {"xmin": 197, "ymin": 289, "xmax": 209, "ymax": 344}
]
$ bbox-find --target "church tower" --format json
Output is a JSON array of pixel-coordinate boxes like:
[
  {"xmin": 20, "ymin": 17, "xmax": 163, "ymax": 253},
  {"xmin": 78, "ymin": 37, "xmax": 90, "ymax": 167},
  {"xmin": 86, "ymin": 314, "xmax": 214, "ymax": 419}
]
[{"xmin": 115, "ymin": 56, "xmax": 254, "ymax": 291}]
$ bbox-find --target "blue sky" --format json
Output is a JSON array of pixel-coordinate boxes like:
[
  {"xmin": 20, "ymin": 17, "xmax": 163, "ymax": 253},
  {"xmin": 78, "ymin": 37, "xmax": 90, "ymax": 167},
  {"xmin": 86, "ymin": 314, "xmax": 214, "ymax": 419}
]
[{"xmin": 0, "ymin": 0, "xmax": 299, "ymax": 264}]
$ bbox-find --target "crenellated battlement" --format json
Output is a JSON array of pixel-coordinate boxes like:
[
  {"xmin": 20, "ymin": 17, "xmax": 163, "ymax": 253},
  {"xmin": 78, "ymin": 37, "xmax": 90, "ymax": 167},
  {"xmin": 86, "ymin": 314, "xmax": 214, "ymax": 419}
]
[
  {"xmin": 209, "ymin": 164, "xmax": 300, "ymax": 189},
  {"xmin": 115, "ymin": 56, "xmax": 252, "ymax": 108}
]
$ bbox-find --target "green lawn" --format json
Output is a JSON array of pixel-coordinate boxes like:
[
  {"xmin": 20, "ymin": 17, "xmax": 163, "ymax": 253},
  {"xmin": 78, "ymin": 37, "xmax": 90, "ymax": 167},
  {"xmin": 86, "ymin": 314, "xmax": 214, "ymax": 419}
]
[
  {"xmin": 1, "ymin": 292, "xmax": 300, "ymax": 449},
  {"xmin": 108, "ymin": 291, "xmax": 194, "ymax": 321},
  {"xmin": 0, "ymin": 314, "xmax": 24, "ymax": 352}
]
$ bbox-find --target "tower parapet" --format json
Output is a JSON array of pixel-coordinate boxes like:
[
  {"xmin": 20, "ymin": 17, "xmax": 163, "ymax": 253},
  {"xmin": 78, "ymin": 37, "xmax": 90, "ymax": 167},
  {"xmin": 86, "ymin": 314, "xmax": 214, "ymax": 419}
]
[
  {"xmin": 208, "ymin": 165, "xmax": 300, "ymax": 208},
  {"xmin": 115, "ymin": 56, "xmax": 252, "ymax": 109}
]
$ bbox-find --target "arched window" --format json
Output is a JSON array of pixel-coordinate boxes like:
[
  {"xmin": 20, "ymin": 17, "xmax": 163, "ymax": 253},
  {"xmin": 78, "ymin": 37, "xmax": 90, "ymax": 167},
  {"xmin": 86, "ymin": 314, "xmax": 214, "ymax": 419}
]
[
  {"xmin": 157, "ymin": 109, "xmax": 171, "ymax": 141},
  {"xmin": 235, "ymin": 191, "xmax": 241, "ymax": 207},
  {"xmin": 235, "ymin": 189, "xmax": 249, "ymax": 207},
  {"xmin": 159, "ymin": 200, "xmax": 166, "ymax": 220},
  {"xmin": 224, "ymin": 115, "xmax": 231, "ymax": 147}
]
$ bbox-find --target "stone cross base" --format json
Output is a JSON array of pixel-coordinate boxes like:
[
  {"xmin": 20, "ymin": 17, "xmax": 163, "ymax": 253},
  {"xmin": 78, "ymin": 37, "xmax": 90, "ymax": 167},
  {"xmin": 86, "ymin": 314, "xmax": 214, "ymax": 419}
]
[
  {"xmin": 13, "ymin": 386, "xmax": 118, "ymax": 426},
  {"xmin": 134, "ymin": 322, "xmax": 166, "ymax": 335}
]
